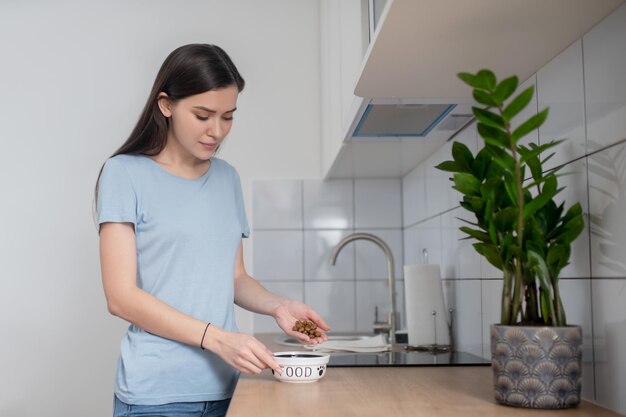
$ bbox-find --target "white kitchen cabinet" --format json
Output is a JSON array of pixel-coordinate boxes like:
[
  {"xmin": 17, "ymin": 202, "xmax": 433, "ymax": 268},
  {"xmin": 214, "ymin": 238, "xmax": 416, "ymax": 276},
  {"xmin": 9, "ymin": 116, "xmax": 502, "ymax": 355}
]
[
  {"xmin": 322, "ymin": 0, "xmax": 623, "ymax": 179},
  {"xmin": 320, "ymin": 0, "xmax": 370, "ymax": 176}
]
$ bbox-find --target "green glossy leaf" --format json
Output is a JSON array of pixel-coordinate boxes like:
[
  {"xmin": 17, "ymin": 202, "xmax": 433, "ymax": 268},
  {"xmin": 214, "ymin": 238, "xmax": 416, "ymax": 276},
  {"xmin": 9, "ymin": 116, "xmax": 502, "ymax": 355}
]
[
  {"xmin": 473, "ymin": 90, "xmax": 499, "ymax": 107},
  {"xmin": 503, "ymin": 171, "xmax": 519, "ymax": 208},
  {"xmin": 472, "ymin": 147, "xmax": 492, "ymax": 181},
  {"xmin": 512, "ymin": 108, "xmax": 549, "ymax": 143},
  {"xmin": 547, "ymin": 244, "xmax": 570, "ymax": 278},
  {"xmin": 469, "ymin": 196, "xmax": 485, "ymax": 213},
  {"xmin": 451, "ymin": 141, "xmax": 474, "ymax": 173},
  {"xmin": 477, "ymin": 123, "xmax": 510, "ymax": 148},
  {"xmin": 460, "ymin": 226, "xmax": 490, "ymax": 242},
  {"xmin": 523, "ymin": 175, "xmax": 558, "ymax": 220},
  {"xmin": 476, "ymin": 69, "xmax": 497, "ymax": 91},
  {"xmin": 458, "ymin": 72, "xmax": 478, "ymax": 88},
  {"xmin": 503, "ymin": 86, "xmax": 534, "ymax": 121},
  {"xmin": 473, "ymin": 107, "xmax": 505, "ymax": 129},
  {"xmin": 487, "ymin": 146, "xmax": 515, "ymax": 172},
  {"xmin": 453, "ymin": 172, "xmax": 481, "ymax": 196},
  {"xmin": 519, "ymin": 140, "xmax": 565, "ymax": 164},
  {"xmin": 473, "ymin": 243, "xmax": 502, "ymax": 269},
  {"xmin": 493, "ymin": 76, "xmax": 518, "ymax": 103},
  {"xmin": 528, "ymin": 250, "xmax": 551, "ymax": 293},
  {"xmin": 435, "ymin": 160, "xmax": 461, "ymax": 173},
  {"xmin": 495, "ymin": 207, "xmax": 517, "ymax": 231}
]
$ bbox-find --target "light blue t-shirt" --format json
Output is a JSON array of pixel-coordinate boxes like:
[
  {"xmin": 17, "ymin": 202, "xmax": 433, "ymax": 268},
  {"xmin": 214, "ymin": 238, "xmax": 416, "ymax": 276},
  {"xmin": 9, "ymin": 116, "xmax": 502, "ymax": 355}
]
[{"xmin": 97, "ymin": 154, "xmax": 249, "ymax": 405}]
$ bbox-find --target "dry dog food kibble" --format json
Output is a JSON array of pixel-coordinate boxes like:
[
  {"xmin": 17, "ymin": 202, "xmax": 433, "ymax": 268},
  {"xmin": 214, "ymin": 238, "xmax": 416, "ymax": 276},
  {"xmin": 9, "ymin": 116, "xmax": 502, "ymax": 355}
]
[{"xmin": 292, "ymin": 320, "xmax": 322, "ymax": 338}]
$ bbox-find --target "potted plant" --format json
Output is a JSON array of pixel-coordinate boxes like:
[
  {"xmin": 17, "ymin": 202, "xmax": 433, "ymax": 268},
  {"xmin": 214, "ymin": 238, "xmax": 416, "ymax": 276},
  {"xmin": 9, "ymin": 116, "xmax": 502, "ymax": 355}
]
[{"xmin": 436, "ymin": 69, "xmax": 585, "ymax": 409}]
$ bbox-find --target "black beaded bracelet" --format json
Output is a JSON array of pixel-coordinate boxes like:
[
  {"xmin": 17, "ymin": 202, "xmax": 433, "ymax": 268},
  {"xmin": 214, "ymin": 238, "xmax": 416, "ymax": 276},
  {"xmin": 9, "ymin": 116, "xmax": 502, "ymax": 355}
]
[{"xmin": 200, "ymin": 322, "xmax": 211, "ymax": 350}]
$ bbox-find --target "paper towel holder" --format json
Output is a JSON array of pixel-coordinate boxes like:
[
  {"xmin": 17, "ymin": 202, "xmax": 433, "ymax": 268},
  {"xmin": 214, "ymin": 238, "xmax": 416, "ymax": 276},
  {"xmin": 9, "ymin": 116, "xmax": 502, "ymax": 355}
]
[{"xmin": 404, "ymin": 307, "xmax": 455, "ymax": 353}]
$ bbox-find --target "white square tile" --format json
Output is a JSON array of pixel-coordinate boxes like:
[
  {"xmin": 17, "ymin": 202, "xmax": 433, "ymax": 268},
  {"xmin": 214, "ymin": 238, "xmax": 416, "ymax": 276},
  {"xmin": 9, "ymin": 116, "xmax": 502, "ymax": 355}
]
[
  {"xmin": 305, "ymin": 281, "xmax": 356, "ymax": 332},
  {"xmin": 440, "ymin": 211, "xmax": 458, "ymax": 279},
  {"xmin": 402, "ymin": 164, "xmax": 427, "ymax": 226},
  {"xmin": 303, "ymin": 179, "xmax": 354, "ymax": 229},
  {"xmin": 404, "ymin": 216, "xmax": 442, "ymax": 265},
  {"xmin": 356, "ymin": 280, "xmax": 406, "ymax": 333},
  {"xmin": 424, "ymin": 152, "xmax": 450, "ymax": 218},
  {"xmin": 481, "ymin": 279, "xmax": 503, "ymax": 359},
  {"xmin": 537, "ymin": 40, "xmax": 586, "ymax": 168},
  {"xmin": 583, "ymin": 3, "xmax": 626, "ymax": 153},
  {"xmin": 252, "ymin": 180, "xmax": 302, "ymax": 229},
  {"xmin": 554, "ymin": 159, "xmax": 591, "ymax": 278},
  {"xmin": 355, "ymin": 229, "xmax": 403, "ymax": 280},
  {"xmin": 480, "ymin": 258, "xmax": 502, "ymax": 279},
  {"xmin": 252, "ymin": 282, "xmax": 304, "ymax": 333},
  {"xmin": 559, "ymin": 279, "xmax": 594, "ymax": 400},
  {"xmin": 304, "ymin": 230, "xmax": 355, "ymax": 281},
  {"xmin": 591, "ymin": 278, "xmax": 626, "ymax": 415},
  {"xmin": 588, "ymin": 142, "xmax": 626, "ymax": 277},
  {"xmin": 443, "ymin": 279, "xmax": 482, "ymax": 358},
  {"xmin": 403, "ymin": 225, "xmax": 419, "ymax": 267},
  {"xmin": 252, "ymin": 231, "xmax": 303, "ymax": 281},
  {"xmin": 453, "ymin": 209, "xmax": 482, "ymax": 279},
  {"xmin": 415, "ymin": 217, "xmax": 442, "ymax": 268},
  {"xmin": 354, "ymin": 179, "xmax": 402, "ymax": 228}
]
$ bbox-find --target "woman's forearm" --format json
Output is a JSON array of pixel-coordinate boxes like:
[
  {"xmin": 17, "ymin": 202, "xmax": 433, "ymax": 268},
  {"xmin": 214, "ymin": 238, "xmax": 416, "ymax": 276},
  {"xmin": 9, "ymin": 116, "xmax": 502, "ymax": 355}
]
[
  {"xmin": 108, "ymin": 286, "xmax": 214, "ymax": 348},
  {"xmin": 233, "ymin": 273, "xmax": 285, "ymax": 317}
]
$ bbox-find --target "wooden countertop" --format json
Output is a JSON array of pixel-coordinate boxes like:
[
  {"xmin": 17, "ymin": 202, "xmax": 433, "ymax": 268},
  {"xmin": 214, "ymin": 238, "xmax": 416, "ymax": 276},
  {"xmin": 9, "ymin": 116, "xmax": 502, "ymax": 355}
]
[{"xmin": 225, "ymin": 334, "xmax": 623, "ymax": 417}]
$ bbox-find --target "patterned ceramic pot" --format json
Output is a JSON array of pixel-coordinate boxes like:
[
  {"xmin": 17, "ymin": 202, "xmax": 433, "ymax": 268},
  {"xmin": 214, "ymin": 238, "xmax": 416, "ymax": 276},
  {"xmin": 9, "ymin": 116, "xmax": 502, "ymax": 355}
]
[{"xmin": 490, "ymin": 324, "xmax": 582, "ymax": 408}]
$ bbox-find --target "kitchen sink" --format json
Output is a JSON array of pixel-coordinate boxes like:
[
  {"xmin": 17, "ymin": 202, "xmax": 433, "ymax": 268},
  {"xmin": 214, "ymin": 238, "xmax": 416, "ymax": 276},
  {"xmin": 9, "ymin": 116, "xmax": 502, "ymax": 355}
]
[{"xmin": 273, "ymin": 334, "xmax": 376, "ymax": 347}]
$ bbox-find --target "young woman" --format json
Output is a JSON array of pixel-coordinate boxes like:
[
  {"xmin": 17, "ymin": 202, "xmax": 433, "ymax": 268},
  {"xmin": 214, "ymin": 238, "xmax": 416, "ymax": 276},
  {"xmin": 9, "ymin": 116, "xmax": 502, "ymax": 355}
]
[{"xmin": 95, "ymin": 44, "xmax": 329, "ymax": 417}]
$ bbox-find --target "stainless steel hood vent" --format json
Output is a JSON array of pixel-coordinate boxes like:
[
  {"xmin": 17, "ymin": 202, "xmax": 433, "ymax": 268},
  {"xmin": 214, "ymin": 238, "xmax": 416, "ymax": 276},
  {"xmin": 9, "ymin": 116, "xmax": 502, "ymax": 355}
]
[{"xmin": 353, "ymin": 103, "xmax": 456, "ymax": 138}]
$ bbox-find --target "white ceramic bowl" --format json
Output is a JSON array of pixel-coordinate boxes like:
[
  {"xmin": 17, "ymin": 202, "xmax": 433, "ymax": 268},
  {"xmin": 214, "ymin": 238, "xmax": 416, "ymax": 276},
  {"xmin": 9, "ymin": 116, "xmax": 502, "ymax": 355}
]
[{"xmin": 272, "ymin": 351, "xmax": 330, "ymax": 383}]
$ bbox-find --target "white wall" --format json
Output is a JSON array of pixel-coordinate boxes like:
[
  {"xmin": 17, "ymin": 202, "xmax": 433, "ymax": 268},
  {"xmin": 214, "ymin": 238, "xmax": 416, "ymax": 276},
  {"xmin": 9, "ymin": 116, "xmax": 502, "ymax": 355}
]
[{"xmin": 0, "ymin": 1, "xmax": 321, "ymax": 416}]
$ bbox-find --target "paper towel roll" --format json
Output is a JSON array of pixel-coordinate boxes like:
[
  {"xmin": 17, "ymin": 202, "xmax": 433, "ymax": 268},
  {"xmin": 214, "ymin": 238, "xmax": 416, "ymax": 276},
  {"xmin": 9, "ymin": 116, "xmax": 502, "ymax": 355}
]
[{"xmin": 404, "ymin": 264, "xmax": 449, "ymax": 346}]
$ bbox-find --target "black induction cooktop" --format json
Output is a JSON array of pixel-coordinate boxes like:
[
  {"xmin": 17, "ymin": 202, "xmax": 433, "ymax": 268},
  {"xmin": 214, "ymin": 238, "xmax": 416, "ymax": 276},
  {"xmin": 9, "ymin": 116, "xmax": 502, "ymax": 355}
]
[{"xmin": 327, "ymin": 350, "xmax": 490, "ymax": 367}]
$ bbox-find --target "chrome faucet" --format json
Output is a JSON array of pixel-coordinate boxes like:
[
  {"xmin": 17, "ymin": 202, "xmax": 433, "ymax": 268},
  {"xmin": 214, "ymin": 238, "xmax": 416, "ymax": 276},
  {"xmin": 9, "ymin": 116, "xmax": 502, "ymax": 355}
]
[{"xmin": 330, "ymin": 233, "xmax": 396, "ymax": 345}]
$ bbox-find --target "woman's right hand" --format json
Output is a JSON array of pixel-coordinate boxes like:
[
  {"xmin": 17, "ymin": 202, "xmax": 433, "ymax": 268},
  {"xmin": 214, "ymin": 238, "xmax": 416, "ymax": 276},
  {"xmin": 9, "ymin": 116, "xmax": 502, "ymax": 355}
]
[{"xmin": 202, "ymin": 325, "xmax": 282, "ymax": 375}]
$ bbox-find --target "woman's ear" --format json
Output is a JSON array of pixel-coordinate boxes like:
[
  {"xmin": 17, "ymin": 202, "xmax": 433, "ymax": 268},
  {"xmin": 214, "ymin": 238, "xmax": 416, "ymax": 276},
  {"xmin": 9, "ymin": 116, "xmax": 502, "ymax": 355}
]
[{"xmin": 156, "ymin": 92, "xmax": 172, "ymax": 117}]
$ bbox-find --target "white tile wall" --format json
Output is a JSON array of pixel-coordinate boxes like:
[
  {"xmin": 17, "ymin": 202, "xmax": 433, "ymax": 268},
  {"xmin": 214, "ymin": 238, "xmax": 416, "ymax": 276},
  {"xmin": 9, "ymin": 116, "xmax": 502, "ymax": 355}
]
[
  {"xmin": 303, "ymin": 179, "xmax": 353, "ymax": 229},
  {"xmin": 253, "ymin": 178, "xmax": 404, "ymax": 335},
  {"xmin": 480, "ymin": 279, "xmax": 503, "ymax": 359},
  {"xmin": 354, "ymin": 179, "xmax": 402, "ymax": 228},
  {"xmin": 559, "ymin": 279, "xmax": 595, "ymax": 400},
  {"xmin": 537, "ymin": 39, "xmax": 586, "ymax": 168},
  {"xmin": 252, "ymin": 230, "xmax": 303, "ymax": 281},
  {"xmin": 355, "ymin": 228, "xmax": 403, "ymax": 280},
  {"xmin": 555, "ymin": 158, "xmax": 591, "ymax": 278},
  {"xmin": 304, "ymin": 230, "xmax": 355, "ymax": 281},
  {"xmin": 402, "ymin": 163, "xmax": 426, "ymax": 226},
  {"xmin": 592, "ymin": 279, "xmax": 626, "ymax": 415},
  {"xmin": 453, "ymin": 208, "xmax": 482, "ymax": 279},
  {"xmin": 583, "ymin": 3, "xmax": 626, "ymax": 153},
  {"xmin": 252, "ymin": 180, "xmax": 302, "ymax": 229},
  {"xmin": 305, "ymin": 281, "xmax": 356, "ymax": 332},
  {"xmin": 443, "ymin": 279, "xmax": 483, "ymax": 358},
  {"xmin": 588, "ymin": 141, "xmax": 626, "ymax": 278},
  {"xmin": 357, "ymin": 280, "xmax": 405, "ymax": 333}
]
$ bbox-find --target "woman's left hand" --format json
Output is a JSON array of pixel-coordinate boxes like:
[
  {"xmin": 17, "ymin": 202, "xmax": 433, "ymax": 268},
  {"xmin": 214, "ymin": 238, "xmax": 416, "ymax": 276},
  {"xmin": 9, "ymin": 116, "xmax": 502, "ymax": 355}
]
[{"xmin": 272, "ymin": 300, "xmax": 331, "ymax": 345}]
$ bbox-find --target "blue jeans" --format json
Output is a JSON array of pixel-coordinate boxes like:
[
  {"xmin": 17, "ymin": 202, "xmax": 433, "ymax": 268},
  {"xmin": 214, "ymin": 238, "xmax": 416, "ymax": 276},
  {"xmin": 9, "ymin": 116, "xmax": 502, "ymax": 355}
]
[{"xmin": 113, "ymin": 395, "xmax": 231, "ymax": 417}]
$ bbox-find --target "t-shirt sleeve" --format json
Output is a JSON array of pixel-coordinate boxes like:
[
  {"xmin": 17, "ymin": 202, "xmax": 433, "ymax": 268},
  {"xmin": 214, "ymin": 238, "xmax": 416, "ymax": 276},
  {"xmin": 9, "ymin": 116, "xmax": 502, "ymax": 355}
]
[
  {"xmin": 97, "ymin": 158, "xmax": 137, "ymax": 233},
  {"xmin": 233, "ymin": 169, "xmax": 250, "ymax": 238}
]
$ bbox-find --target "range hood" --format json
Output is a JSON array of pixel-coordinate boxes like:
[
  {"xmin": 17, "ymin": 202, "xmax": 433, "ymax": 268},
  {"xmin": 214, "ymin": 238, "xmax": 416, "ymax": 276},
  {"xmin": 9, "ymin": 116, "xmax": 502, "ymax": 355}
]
[
  {"xmin": 326, "ymin": 97, "xmax": 474, "ymax": 178},
  {"xmin": 346, "ymin": 98, "xmax": 473, "ymax": 143}
]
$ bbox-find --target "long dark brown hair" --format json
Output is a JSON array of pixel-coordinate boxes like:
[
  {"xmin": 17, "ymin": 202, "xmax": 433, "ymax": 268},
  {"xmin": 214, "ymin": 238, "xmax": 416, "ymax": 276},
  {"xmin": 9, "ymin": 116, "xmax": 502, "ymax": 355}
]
[{"xmin": 93, "ymin": 44, "xmax": 245, "ymax": 225}]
